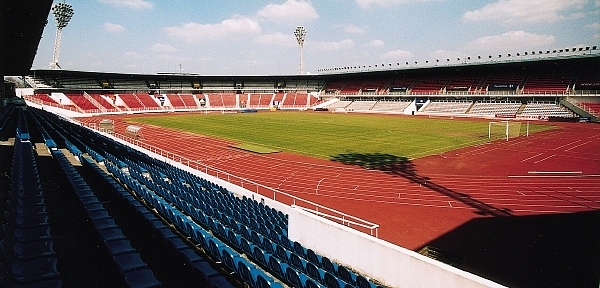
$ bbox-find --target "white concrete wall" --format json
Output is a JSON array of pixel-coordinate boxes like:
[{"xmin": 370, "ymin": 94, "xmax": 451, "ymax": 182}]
[
  {"xmin": 403, "ymin": 99, "xmax": 418, "ymax": 115},
  {"xmin": 51, "ymin": 92, "xmax": 71, "ymax": 105},
  {"xmin": 289, "ymin": 207, "xmax": 506, "ymax": 288}
]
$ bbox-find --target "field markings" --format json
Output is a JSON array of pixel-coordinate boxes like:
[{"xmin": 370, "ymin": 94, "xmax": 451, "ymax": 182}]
[
  {"xmin": 521, "ymin": 152, "xmax": 544, "ymax": 162},
  {"xmin": 564, "ymin": 140, "xmax": 592, "ymax": 152},
  {"xmin": 553, "ymin": 139, "xmax": 582, "ymax": 151},
  {"xmin": 534, "ymin": 154, "xmax": 556, "ymax": 164}
]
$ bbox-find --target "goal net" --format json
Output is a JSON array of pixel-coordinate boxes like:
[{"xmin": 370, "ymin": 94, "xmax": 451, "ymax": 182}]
[{"xmin": 488, "ymin": 121, "xmax": 523, "ymax": 141}]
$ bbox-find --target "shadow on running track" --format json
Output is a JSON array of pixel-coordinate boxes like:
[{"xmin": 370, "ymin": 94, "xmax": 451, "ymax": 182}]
[{"xmin": 330, "ymin": 152, "xmax": 512, "ymax": 217}]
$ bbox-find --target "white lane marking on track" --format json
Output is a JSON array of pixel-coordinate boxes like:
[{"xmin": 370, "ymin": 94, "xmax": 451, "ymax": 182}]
[
  {"xmin": 564, "ymin": 140, "xmax": 592, "ymax": 152},
  {"xmin": 521, "ymin": 153, "xmax": 544, "ymax": 162},
  {"xmin": 534, "ymin": 154, "xmax": 556, "ymax": 164}
]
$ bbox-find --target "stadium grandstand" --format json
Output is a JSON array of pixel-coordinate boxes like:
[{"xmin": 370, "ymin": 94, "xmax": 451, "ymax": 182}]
[{"xmin": 2, "ymin": 2, "xmax": 600, "ymax": 288}]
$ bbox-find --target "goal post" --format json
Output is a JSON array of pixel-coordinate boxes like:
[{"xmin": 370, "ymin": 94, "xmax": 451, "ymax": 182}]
[{"xmin": 488, "ymin": 121, "xmax": 528, "ymax": 141}]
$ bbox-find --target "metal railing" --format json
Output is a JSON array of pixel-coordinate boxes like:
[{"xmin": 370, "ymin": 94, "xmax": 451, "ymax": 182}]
[{"xmin": 101, "ymin": 129, "xmax": 380, "ymax": 237}]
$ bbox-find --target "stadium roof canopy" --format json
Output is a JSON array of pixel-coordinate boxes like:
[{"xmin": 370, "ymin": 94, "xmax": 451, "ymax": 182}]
[
  {"xmin": 0, "ymin": 0, "xmax": 53, "ymax": 76},
  {"xmin": 29, "ymin": 54, "xmax": 599, "ymax": 92}
]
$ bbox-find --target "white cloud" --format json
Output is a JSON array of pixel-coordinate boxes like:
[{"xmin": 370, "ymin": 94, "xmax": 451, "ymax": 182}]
[
  {"xmin": 254, "ymin": 32, "xmax": 297, "ymax": 47},
  {"xmin": 368, "ymin": 39, "xmax": 385, "ymax": 47},
  {"xmin": 587, "ymin": 22, "xmax": 600, "ymax": 29},
  {"xmin": 597, "ymin": 0, "xmax": 600, "ymax": 6},
  {"xmin": 340, "ymin": 24, "xmax": 366, "ymax": 34},
  {"xmin": 257, "ymin": 0, "xmax": 318, "ymax": 23},
  {"xmin": 311, "ymin": 39, "xmax": 354, "ymax": 51},
  {"xmin": 98, "ymin": 0, "xmax": 153, "ymax": 9},
  {"xmin": 465, "ymin": 30, "xmax": 555, "ymax": 53},
  {"xmin": 356, "ymin": 0, "xmax": 431, "ymax": 9},
  {"xmin": 381, "ymin": 49, "xmax": 414, "ymax": 60},
  {"xmin": 164, "ymin": 16, "xmax": 261, "ymax": 43},
  {"xmin": 104, "ymin": 23, "xmax": 125, "ymax": 33},
  {"xmin": 463, "ymin": 0, "xmax": 587, "ymax": 23},
  {"xmin": 149, "ymin": 43, "xmax": 177, "ymax": 53}
]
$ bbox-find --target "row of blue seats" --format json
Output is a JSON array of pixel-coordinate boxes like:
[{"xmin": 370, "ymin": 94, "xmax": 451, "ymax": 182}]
[
  {"xmin": 105, "ymin": 137, "xmax": 382, "ymax": 288},
  {"xmin": 105, "ymin": 160, "xmax": 282, "ymax": 288},
  {"xmin": 30, "ymin": 115, "xmax": 57, "ymax": 150},
  {"xmin": 121, "ymin": 161, "xmax": 294, "ymax": 261},
  {"xmin": 126, "ymin": 162, "xmax": 288, "ymax": 243},
  {"xmin": 96, "ymin": 137, "xmax": 364, "ymax": 288},
  {"xmin": 120, "ymin": 155, "xmax": 289, "ymax": 240},
  {"xmin": 122, "ymin": 153, "xmax": 288, "ymax": 228},
  {"xmin": 1, "ymin": 139, "xmax": 61, "ymax": 288},
  {"xmin": 51, "ymin": 149, "xmax": 162, "ymax": 288},
  {"xmin": 80, "ymin": 155, "xmax": 237, "ymax": 288},
  {"xmin": 106, "ymin": 157, "xmax": 360, "ymax": 288},
  {"xmin": 15, "ymin": 109, "xmax": 29, "ymax": 142},
  {"xmin": 34, "ymin": 108, "xmax": 380, "ymax": 288}
]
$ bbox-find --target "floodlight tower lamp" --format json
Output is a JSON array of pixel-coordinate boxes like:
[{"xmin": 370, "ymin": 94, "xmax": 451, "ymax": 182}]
[
  {"xmin": 294, "ymin": 26, "xmax": 307, "ymax": 74},
  {"xmin": 49, "ymin": 2, "xmax": 74, "ymax": 69}
]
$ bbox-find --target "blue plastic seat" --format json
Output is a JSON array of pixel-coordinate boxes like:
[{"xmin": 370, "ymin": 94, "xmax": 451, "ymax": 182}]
[
  {"xmin": 3, "ymin": 238, "xmax": 56, "ymax": 261},
  {"xmin": 239, "ymin": 237, "xmax": 255, "ymax": 257},
  {"xmin": 355, "ymin": 275, "xmax": 375, "ymax": 288},
  {"xmin": 105, "ymin": 239, "xmax": 136, "ymax": 256},
  {"xmin": 321, "ymin": 257, "xmax": 337, "ymax": 274},
  {"xmin": 98, "ymin": 228, "xmax": 127, "ymax": 242},
  {"xmin": 4, "ymin": 224, "xmax": 51, "ymax": 244},
  {"xmin": 324, "ymin": 272, "xmax": 346, "ymax": 288},
  {"xmin": 208, "ymin": 276, "xmax": 237, "ymax": 288},
  {"xmin": 262, "ymin": 237, "xmax": 275, "ymax": 254},
  {"xmin": 274, "ymin": 244, "xmax": 290, "ymax": 263},
  {"xmin": 236, "ymin": 259, "xmax": 257, "ymax": 287},
  {"xmin": 123, "ymin": 268, "xmax": 162, "ymax": 288},
  {"xmin": 227, "ymin": 230, "xmax": 241, "ymax": 249},
  {"xmin": 220, "ymin": 247, "xmax": 241, "ymax": 272},
  {"xmin": 166, "ymin": 236, "xmax": 190, "ymax": 252},
  {"xmin": 306, "ymin": 249, "xmax": 321, "ymax": 266},
  {"xmin": 179, "ymin": 248, "xmax": 206, "ymax": 268},
  {"xmin": 194, "ymin": 261, "xmax": 221, "ymax": 284},
  {"xmin": 305, "ymin": 262, "xmax": 325, "ymax": 284},
  {"xmin": 256, "ymin": 273, "xmax": 284, "ymax": 288},
  {"xmin": 305, "ymin": 277, "xmax": 324, "ymax": 288},
  {"xmin": 267, "ymin": 255, "xmax": 288, "ymax": 280},
  {"xmin": 11, "ymin": 257, "xmax": 60, "ymax": 285},
  {"xmin": 10, "ymin": 213, "xmax": 49, "ymax": 229},
  {"xmin": 293, "ymin": 241, "xmax": 307, "ymax": 257},
  {"xmin": 253, "ymin": 246, "xmax": 270, "ymax": 268},
  {"xmin": 285, "ymin": 266, "xmax": 303, "ymax": 288},
  {"xmin": 192, "ymin": 227, "xmax": 212, "ymax": 249},
  {"xmin": 337, "ymin": 265, "xmax": 357, "ymax": 285},
  {"xmin": 289, "ymin": 252, "xmax": 306, "ymax": 273},
  {"xmin": 113, "ymin": 252, "xmax": 148, "ymax": 273},
  {"xmin": 207, "ymin": 238, "xmax": 225, "ymax": 261},
  {"xmin": 92, "ymin": 218, "xmax": 119, "ymax": 230}
]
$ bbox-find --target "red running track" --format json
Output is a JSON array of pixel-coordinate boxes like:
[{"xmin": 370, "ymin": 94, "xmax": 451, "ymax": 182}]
[{"xmin": 79, "ymin": 114, "xmax": 600, "ymax": 250}]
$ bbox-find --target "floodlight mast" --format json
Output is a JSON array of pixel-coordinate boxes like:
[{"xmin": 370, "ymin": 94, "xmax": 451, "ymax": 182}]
[
  {"xmin": 49, "ymin": 2, "xmax": 74, "ymax": 69},
  {"xmin": 294, "ymin": 26, "xmax": 307, "ymax": 74}
]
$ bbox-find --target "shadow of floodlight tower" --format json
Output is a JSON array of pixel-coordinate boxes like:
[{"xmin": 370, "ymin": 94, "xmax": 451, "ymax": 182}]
[
  {"xmin": 48, "ymin": 2, "xmax": 74, "ymax": 69},
  {"xmin": 294, "ymin": 26, "xmax": 307, "ymax": 74}
]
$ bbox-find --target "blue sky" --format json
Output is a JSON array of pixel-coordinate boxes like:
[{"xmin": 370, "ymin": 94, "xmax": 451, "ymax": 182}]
[{"xmin": 31, "ymin": 0, "xmax": 600, "ymax": 75}]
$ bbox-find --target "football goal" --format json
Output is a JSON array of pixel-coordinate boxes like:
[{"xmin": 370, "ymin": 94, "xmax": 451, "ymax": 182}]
[{"xmin": 488, "ymin": 121, "xmax": 528, "ymax": 141}]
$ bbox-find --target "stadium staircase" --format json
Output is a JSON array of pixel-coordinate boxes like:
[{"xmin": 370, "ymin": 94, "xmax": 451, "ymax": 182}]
[
  {"xmin": 83, "ymin": 92, "xmax": 107, "ymax": 113},
  {"xmin": 515, "ymin": 104, "xmax": 526, "ymax": 114}
]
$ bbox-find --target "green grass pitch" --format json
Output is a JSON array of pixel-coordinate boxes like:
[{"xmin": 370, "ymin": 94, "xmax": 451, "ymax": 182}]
[{"xmin": 128, "ymin": 111, "xmax": 554, "ymax": 159}]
